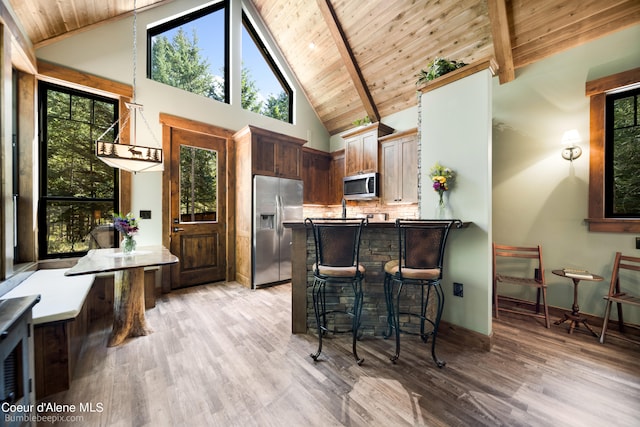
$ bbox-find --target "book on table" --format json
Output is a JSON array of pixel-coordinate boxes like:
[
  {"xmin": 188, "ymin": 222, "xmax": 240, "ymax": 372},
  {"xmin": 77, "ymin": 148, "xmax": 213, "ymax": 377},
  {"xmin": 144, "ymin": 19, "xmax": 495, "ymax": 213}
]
[{"xmin": 562, "ymin": 268, "xmax": 593, "ymax": 279}]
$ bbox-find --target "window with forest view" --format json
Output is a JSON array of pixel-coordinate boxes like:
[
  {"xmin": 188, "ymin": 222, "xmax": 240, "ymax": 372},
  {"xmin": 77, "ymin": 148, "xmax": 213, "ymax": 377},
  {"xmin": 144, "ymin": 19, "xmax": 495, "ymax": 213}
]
[
  {"xmin": 39, "ymin": 83, "xmax": 118, "ymax": 258},
  {"xmin": 149, "ymin": 2, "xmax": 227, "ymax": 103},
  {"xmin": 241, "ymin": 13, "xmax": 292, "ymax": 122},
  {"xmin": 147, "ymin": 2, "xmax": 292, "ymax": 123},
  {"xmin": 606, "ymin": 86, "xmax": 640, "ymax": 217}
]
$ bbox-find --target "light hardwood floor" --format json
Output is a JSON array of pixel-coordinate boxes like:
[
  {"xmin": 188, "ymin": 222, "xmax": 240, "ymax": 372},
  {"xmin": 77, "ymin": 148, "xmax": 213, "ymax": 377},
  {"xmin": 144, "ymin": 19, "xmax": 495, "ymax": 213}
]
[{"xmin": 38, "ymin": 282, "xmax": 640, "ymax": 427}]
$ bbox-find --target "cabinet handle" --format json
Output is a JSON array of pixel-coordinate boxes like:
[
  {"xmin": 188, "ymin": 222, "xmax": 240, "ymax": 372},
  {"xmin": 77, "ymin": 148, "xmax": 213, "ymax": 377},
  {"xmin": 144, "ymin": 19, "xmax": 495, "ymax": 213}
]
[{"xmin": 173, "ymin": 227, "xmax": 184, "ymax": 232}]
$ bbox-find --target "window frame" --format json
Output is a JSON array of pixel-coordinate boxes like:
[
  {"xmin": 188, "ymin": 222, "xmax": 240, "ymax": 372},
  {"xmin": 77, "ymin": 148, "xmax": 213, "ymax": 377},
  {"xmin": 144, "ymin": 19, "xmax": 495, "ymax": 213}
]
[
  {"xmin": 586, "ymin": 66, "xmax": 640, "ymax": 232},
  {"xmin": 604, "ymin": 86, "xmax": 640, "ymax": 218},
  {"xmin": 241, "ymin": 11, "xmax": 293, "ymax": 123},
  {"xmin": 147, "ymin": 1, "xmax": 229, "ymax": 104},
  {"xmin": 38, "ymin": 81, "xmax": 120, "ymax": 258}
]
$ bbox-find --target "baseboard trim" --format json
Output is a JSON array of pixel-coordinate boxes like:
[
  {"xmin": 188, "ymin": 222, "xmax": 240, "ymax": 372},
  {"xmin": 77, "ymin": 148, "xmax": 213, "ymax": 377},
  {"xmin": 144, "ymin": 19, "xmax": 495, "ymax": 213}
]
[{"xmin": 438, "ymin": 320, "xmax": 493, "ymax": 352}]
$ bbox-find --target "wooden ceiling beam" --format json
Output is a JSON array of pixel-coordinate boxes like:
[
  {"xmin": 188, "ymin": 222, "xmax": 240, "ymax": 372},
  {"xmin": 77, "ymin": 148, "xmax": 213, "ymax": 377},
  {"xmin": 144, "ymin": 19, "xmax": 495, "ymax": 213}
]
[
  {"xmin": 316, "ymin": 0, "xmax": 379, "ymax": 123},
  {"xmin": 0, "ymin": 0, "xmax": 37, "ymax": 73},
  {"xmin": 487, "ymin": 0, "xmax": 515, "ymax": 84}
]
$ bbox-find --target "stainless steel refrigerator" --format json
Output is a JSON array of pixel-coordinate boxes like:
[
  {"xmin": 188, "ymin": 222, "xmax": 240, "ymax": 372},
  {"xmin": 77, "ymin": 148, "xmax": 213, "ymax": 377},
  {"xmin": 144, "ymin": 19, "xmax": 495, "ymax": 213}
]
[{"xmin": 253, "ymin": 175, "xmax": 303, "ymax": 288}]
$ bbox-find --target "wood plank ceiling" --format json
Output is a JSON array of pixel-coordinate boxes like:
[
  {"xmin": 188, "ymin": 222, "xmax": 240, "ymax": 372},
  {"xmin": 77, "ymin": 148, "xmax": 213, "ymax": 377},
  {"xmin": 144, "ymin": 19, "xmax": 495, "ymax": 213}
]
[{"xmin": 7, "ymin": 0, "xmax": 640, "ymax": 135}]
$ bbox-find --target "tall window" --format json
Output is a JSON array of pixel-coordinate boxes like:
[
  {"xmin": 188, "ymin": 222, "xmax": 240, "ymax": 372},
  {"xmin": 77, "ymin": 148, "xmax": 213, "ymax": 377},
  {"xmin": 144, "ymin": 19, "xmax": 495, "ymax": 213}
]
[
  {"xmin": 242, "ymin": 12, "xmax": 292, "ymax": 123},
  {"xmin": 148, "ymin": 2, "xmax": 228, "ymax": 103},
  {"xmin": 38, "ymin": 82, "xmax": 118, "ymax": 258},
  {"xmin": 605, "ymin": 86, "xmax": 640, "ymax": 217}
]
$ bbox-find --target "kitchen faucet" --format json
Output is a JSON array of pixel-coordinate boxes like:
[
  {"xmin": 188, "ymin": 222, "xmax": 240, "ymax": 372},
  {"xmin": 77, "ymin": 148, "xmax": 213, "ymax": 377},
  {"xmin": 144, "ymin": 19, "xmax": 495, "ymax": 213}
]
[{"xmin": 342, "ymin": 198, "xmax": 347, "ymax": 219}]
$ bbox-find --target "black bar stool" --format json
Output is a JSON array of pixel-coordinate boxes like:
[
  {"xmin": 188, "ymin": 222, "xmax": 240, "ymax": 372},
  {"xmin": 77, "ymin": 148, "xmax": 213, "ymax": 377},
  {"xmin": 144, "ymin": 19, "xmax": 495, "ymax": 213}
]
[
  {"xmin": 383, "ymin": 219, "xmax": 461, "ymax": 368},
  {"xmin": 305, "ymin": 217, "xmax": 366, "ymax": 365}
]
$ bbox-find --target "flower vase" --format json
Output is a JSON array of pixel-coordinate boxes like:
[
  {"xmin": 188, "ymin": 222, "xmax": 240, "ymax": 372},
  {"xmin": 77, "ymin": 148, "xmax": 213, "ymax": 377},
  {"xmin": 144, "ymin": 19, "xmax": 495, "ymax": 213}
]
[
  {"xmin": 122, "ymin": 236, "xmax": 136, "ymax": 255},
  {"xmin": 435, "ymin": 192, "xmax": 453, "ymax": 219}
]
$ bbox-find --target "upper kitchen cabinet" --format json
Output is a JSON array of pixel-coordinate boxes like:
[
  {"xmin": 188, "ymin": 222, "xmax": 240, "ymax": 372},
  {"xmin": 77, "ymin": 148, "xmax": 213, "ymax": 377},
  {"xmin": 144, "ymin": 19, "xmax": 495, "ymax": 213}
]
[
  {"xmin": 302, "ymin": 148, "xmax": 331, "ymax": 204},
  {"xmin": 235, "ymin": 125, "xmax": 305, "ymax": 180},
  {"xmin": 330, "ymin": 150, "xmax": 345, "ymax": 205},
  {"xmin": 380, "ymin": 128, "xmax": 418, "ymax": 204},
  {"xmin": 343, "ymin": 122, "xmax": 394, "ymax": 176}
]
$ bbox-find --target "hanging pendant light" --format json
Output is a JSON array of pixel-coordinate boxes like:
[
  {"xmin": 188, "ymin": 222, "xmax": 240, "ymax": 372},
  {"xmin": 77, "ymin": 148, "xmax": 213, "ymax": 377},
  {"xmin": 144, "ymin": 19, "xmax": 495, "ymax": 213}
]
[{"xmin": 95, "ymin": 0, "xmax": 163, "ymax": 173}]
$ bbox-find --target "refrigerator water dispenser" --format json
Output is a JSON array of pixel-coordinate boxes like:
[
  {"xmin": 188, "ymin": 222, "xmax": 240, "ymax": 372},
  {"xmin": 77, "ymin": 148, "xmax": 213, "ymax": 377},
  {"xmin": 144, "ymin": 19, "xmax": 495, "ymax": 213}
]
[{"xmin": 259, "ymin": 214, "xmax": 275, "ymax": 229}]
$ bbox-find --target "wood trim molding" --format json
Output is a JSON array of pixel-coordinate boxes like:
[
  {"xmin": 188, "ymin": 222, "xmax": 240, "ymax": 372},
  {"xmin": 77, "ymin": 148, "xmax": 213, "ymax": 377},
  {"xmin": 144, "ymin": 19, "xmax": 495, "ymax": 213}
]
[
  {"xmin": 158, "ymin": 112, "xmax": 236, "ymax": 285},
  {"xmin": 0, "ymin": 1, "xmax": 36, "ymax": 72},
  {"xmin": 37, "ymin": 60, "xmax": 132, "ymax": 99},
  {"xmin": 585, "ymin": 66, "xmax": 640, "ymax": 96},
  {"xmin": 438, "ymin": 320, "xmax": 493, "ymax": 352},
  {"xmin": 418, "ymin": 57, "xmax": 498, "ymax": 94}
]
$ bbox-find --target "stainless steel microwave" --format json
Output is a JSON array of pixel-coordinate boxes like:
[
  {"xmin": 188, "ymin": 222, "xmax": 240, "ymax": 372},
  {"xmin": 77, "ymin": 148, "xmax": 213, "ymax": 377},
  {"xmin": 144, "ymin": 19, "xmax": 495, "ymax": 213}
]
[{"xmin": 343, "ymin": 172, "xmax": 379, "ymax": 200}]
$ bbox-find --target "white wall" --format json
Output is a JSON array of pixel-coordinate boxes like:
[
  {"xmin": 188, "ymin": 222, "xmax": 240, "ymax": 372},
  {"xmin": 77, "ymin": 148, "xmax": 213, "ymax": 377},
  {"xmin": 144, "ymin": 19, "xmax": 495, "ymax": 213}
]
[
  {"xmin": 35, "ymin": 0, "xmax": 329, "ymax": 246},
  {"xmin": 492, "ymin": 24, "xmax": 640, "ymax": 325},
  {"xmin": 420, "ymin": 70, "xmax": 493, "ymax": 335}
]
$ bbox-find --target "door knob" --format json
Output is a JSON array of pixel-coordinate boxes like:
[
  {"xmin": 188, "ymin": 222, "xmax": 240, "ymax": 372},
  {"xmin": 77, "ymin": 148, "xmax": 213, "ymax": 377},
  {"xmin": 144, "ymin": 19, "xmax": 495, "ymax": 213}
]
[{"xmin": 173, "ymin": 227, "xmax": 184, "ymax": 232}]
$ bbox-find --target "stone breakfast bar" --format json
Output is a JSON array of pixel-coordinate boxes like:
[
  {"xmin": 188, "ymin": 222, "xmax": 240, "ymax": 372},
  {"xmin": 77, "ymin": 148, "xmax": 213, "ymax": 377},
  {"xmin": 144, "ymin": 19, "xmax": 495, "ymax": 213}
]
[{"xmin": 285, "ymin": 220, "xmax": 451, "ymax": 336}]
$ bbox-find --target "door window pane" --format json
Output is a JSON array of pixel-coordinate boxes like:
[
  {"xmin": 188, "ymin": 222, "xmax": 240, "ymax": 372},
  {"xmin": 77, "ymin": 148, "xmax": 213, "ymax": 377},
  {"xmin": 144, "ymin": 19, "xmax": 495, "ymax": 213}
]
[{"xmin": 180, "ymin": 145, "xmax": 218, "ymax": 222}]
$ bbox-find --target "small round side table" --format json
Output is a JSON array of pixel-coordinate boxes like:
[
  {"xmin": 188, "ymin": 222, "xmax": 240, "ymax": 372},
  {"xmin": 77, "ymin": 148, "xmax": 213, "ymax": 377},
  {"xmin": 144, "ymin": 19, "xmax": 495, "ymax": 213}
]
[{"xmin": 552, "ymin": 269, "xmax": 604, "ymax": 337}]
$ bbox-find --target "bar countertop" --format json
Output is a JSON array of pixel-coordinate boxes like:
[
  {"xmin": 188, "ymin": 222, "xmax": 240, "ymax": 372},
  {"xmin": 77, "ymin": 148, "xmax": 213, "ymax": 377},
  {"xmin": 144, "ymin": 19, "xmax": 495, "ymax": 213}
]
[{"xmin": 284, "ymin": 219, "xmax": 467, "ymax": 334}]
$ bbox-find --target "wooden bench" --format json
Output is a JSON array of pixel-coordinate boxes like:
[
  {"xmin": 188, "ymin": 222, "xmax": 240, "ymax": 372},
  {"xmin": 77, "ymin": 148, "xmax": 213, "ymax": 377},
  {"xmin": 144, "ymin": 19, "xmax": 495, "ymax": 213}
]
[
  {"xmin": 1, "ymin": 268, "xmax": 95, "ymax": 399},
  {"xmin": 0, "ymin": 265, "xmax": 158, "ymax": 399}
]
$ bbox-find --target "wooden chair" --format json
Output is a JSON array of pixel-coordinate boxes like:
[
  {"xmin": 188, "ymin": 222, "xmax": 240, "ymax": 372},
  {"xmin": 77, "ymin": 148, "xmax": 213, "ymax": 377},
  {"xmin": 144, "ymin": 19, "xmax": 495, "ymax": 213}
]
[
  {"xmin": 492, "ymin": 243, "xmax": 550, "ymax": 328},
  {"xmin": 305, "ymin": 217, "xmax": 366, "ymax": 365},
  {"xmin": 600, "ymin": 252, "xmax": 640, "ymax": 344}
]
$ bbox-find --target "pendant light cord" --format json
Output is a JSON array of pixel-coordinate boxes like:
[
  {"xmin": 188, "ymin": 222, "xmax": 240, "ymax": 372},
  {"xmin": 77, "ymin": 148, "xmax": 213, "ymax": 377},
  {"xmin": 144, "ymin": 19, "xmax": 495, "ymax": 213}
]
[{"xmin": 132, "ymin": 0, "xmax": 137, "ymax": 102}]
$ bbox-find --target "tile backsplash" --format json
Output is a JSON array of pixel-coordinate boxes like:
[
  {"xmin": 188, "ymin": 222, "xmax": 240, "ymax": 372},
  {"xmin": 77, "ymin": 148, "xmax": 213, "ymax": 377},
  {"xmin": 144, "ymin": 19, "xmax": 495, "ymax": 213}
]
[{"xmin": 303, "ymin": 200, "xmax": 418, "ymax": 221}]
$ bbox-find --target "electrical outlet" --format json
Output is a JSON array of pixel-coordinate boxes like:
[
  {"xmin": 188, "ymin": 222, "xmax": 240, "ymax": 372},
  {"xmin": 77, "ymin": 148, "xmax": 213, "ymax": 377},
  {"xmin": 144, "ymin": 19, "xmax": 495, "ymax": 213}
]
[{"xmin": 453, "ymin": 282, "xmax": 463, "ymax": 297}]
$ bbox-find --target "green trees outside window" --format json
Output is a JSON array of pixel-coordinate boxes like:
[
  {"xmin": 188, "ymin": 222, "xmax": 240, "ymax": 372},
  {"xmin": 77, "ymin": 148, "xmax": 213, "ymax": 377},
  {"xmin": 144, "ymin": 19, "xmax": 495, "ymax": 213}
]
[
  {"xmin": 180, "ymin": 146, "xmax": 218, "ymax": 222},
  {"xmin": 39, "ymin": 83, "xmax": 118, "ymax": 257},
  {"xmin": 607, "ymin": 87, "xmax": 640, "ymax": 217},
  {"xmin": 148, "ymin": 2, "xmax": 292, "ymax": 123}
]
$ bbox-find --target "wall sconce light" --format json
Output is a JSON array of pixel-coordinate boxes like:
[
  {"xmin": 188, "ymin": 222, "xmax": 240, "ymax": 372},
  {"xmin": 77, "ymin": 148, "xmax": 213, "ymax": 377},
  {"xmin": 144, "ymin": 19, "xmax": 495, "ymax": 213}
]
[{"xmin": 561, "ymin": 129, "xmax": 582, "ymax": 161}]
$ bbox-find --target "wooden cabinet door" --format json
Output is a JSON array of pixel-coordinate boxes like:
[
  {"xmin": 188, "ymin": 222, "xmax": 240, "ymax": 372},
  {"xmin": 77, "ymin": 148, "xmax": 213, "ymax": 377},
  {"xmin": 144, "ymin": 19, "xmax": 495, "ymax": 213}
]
[
  {"xmin": 343, "ymin": 123, "xmax": 393, "ymax": 176},
  {"xmin": 252, "ymin": 137, "xmax": 276, "ymax": 176},
  {"xmin": 345, "ymin": 136, "xmax": 363, "ymax": 176},
  {"xmin": 361, "ymin": 131, "xmax": 378, "ymax": 173},
  {"xmin": 380, "ymin": 130, "xmax": 418, "ymax": 204},
  {"xmin": 399, "ymin": 137, "xmax": 418, "ymax": 203},
  {"xmin": 330, "ymin": 151, "xmax": 345, "ymax": 204},
  {"xmin": 276, "ymin": 142, "xmax": 301, "ymax": 179},
  {"xmin": 381, "ymin": 141, "xmax": 400, "ymax": 203},
  {"xmin": 302, "ymin": 150, "xmax": 331, "ymax": 204}
]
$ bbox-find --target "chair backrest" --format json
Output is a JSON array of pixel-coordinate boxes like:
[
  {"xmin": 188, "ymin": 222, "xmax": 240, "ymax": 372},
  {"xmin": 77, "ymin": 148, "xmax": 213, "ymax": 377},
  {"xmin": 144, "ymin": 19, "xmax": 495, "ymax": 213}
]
[
  {"xmin": 396, "ymin": 219, "xmax": 461, "ymax": 277},
  {"xmin": 305, "ymin": 218, "xmax": 366, "ymax": 270},
  {"xmin": 607, "ymin": 252, "xmax": 640, "ymax": 298},
  {"xmin": 493, "ymin": 243, "xmax": 544, "ymax": 283}
]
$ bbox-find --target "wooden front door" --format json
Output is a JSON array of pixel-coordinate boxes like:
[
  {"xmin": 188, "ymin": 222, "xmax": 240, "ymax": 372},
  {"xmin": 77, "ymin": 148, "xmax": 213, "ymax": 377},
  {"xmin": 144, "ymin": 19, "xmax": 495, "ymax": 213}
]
[{"xmin": 169, "ymin": 127, "xmax": 227, "ymax": 289}]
